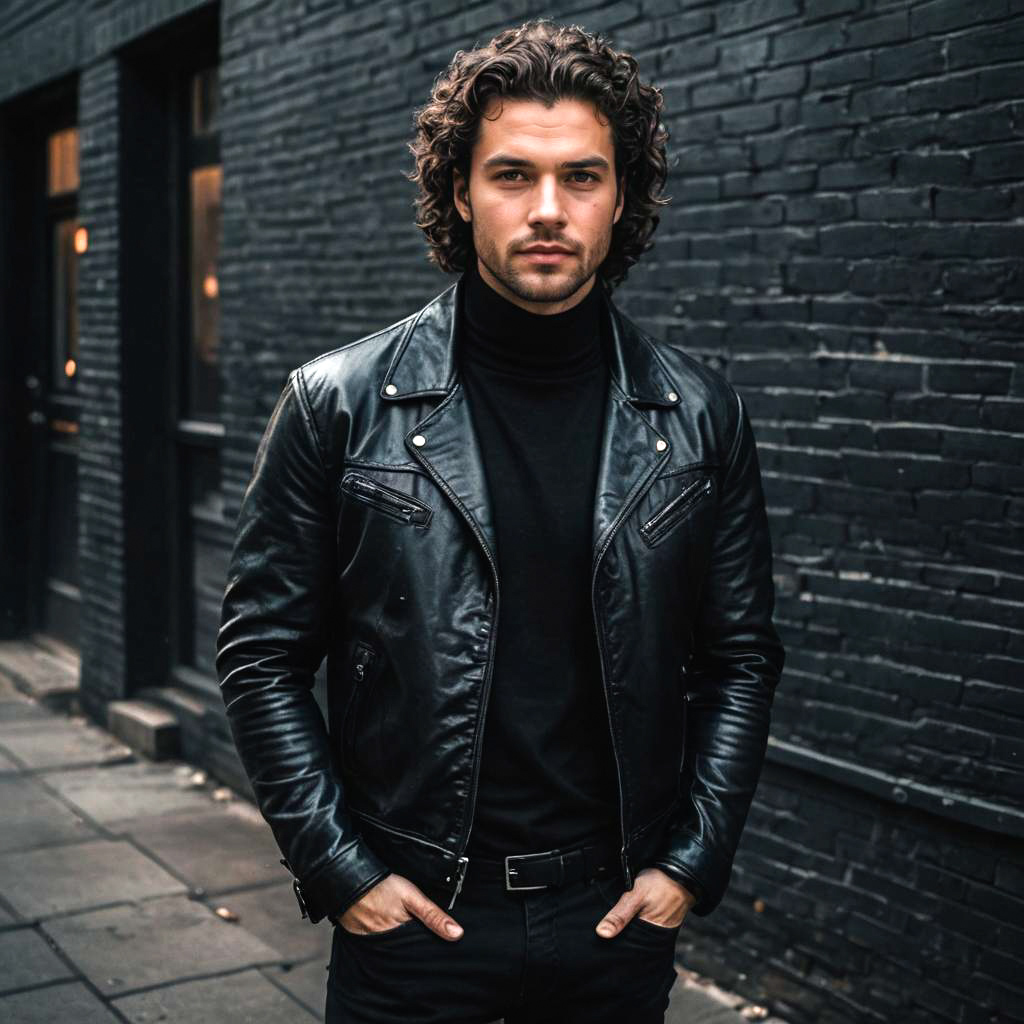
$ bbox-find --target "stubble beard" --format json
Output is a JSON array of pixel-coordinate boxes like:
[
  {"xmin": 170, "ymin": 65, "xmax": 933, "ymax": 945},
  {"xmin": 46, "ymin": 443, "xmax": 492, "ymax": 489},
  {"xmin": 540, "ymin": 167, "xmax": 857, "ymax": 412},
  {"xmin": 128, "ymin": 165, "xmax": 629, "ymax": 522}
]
[{"xmin": 471, "ymin": 217, "xmax": 613, "ymax": 308}]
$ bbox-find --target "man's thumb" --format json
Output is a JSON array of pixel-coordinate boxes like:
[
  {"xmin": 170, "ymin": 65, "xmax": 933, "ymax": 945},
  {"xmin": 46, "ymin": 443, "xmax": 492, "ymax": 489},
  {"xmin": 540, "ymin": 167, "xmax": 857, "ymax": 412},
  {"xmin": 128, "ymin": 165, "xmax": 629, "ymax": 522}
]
[
  {"xmin": 410, "ymin": 896, "xmax": 463, "ymax": 940},
  {"xmin": 596, "ymin": 900, "xmax": 632, "ymax": 939}
]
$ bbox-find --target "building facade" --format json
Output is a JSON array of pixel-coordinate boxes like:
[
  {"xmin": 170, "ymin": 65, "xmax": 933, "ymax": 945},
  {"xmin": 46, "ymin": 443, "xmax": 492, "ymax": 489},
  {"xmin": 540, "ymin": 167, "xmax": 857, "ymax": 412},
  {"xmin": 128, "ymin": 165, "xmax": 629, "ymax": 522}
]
[{"xmin": 1, "ymin": 2, "xmax": 1022, "ymax": 1021}]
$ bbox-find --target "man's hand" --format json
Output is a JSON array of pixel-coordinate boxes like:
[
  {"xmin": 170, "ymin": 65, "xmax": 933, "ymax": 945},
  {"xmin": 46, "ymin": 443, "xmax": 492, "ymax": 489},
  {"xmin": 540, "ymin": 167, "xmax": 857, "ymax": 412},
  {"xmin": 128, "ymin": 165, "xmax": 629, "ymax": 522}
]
[
  {"xmin": 338, "ymin": 873, "xmax": 464, "ymax": 940},
  {"xmin": 595, "ymin": 866, "xmax": 696, "ymax": 938}
]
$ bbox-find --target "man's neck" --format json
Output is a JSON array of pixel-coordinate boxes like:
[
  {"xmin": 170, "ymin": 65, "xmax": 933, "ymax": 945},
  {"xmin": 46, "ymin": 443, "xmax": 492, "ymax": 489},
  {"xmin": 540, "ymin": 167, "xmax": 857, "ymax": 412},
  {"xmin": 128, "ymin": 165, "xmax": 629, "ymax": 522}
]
[{"xmin": 459, "ymin": 259, "xmax": 605, "ymax": 379}]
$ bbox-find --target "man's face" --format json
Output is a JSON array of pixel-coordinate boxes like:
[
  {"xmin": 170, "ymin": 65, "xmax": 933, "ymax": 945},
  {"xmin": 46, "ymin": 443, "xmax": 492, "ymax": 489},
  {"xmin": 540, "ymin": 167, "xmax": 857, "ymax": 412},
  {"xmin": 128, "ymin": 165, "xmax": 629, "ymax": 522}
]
[{"xmin": 452, "ymin": 96, "xmax": 625, "ymax": 314}]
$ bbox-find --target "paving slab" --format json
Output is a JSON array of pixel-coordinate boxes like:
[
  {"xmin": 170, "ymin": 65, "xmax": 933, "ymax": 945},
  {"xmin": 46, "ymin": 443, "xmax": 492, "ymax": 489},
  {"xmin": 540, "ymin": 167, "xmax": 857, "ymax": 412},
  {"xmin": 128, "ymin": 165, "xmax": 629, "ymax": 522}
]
[
  {"xmin": 113, "ymin": 966, "xmax": 318, "ymax": 1023},
  {"xmin": 212, "ymin": 881, "xmax": 332, "ymax": 963},
  {"xmin": 0, "ymin": 774, "xmax": 99, "ymax": 853},
  {"xmin": 0, "ymin": 926, "xmax": 76, "ymax": 993},
  {"xmin": 668, "ymin": 968, "xmax": 750, "ymax": 1023},
  {"xmin": 0, "ymin": 980, "xmax": 122, "ymax": 1023},
  {"xmin": 0, "ymin": 699, "xmax": 54, "ymax": 726},
  {"xmin": 120, "ymin": 803, "xmax": 283, "ymax": 896},
  {"xmin": 43, "ymin": 892, "xmax": 282, "ymax": 997},
  {"xmin": 0, "ymin": 838, "xmax": 187, "ymax": 919},
  {"xmin": 39, "ymin": 760, "xmax": 220, "ymax": 825},
  {"xmin": 0, "ymin": 717, "xmax": 132, "ymax": 771},
  {"xmin": 266, "ymin": 957, "xmax": 333, "ymax": 1018},
  {"xmin": 0, "ymin": 748, "xmax": 21, "ymax": 772}
]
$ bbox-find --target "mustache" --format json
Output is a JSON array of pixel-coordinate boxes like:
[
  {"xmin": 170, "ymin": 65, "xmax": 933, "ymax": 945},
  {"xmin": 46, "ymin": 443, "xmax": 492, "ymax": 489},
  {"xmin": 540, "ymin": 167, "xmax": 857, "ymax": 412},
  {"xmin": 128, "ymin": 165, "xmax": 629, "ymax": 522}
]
[{"xmin": 513, "ymin": 238, "xmax": 579, "ymax": 252}]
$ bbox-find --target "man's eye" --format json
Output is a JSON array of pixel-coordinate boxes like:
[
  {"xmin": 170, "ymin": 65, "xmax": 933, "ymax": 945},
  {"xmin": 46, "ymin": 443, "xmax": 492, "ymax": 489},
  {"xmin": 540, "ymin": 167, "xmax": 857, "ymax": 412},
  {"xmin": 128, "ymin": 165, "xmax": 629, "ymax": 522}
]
[
  {"xmin": 498, "ymin": 170, "xmax": 525, "ymax": 181},
  {"xmin": 570, "ymin": 172, "xmax": 597, "ymax": 183}
]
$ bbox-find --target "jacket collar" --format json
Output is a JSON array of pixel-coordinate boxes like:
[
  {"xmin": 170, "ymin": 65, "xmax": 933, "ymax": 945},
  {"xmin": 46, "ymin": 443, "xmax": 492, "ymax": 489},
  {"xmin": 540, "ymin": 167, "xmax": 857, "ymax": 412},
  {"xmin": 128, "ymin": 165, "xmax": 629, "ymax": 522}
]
[{"xmin": 379, "ymin": 274, "xmax": 680, "ymax": 408}]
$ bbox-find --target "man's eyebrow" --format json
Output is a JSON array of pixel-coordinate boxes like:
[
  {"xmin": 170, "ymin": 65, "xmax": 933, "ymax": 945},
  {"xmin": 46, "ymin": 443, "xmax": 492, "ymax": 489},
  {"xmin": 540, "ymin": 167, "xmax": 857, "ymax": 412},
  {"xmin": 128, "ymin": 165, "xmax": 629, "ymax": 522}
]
[{"xmin": 481, "ymin": 153, "xmax": 612, "ymax": 171}]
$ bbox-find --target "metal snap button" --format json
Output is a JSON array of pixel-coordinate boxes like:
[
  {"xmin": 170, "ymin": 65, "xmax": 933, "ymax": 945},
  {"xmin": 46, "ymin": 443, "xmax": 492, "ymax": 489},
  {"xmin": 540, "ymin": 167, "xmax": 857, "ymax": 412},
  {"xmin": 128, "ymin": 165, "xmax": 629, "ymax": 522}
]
[
  {"xmin": 385, "ymin": 383, "xmax": 398, "ymax": 395},
  {"xmin": 655, "ymin": 439, "xmax": 668, "ymax": 452},
  {"xmin": 412, "ymin": 434, "xmax": 426, "ymax": 446}
]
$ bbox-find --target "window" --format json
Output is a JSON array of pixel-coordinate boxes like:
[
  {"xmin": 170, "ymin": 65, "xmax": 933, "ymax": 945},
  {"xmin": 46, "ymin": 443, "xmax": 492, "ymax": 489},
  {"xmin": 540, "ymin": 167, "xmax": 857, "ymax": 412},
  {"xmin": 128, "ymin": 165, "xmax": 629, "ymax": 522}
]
[
  {"xmin": 185, "ymin": 65, "xmax": 221, "ymax": 421},
  {"xmin": 47, "ymin": 126, "xmax": 83, "ymax": 394},
  {"xmin": 174, "ymin": 60, "xmax": 227, "ymax": 683}
]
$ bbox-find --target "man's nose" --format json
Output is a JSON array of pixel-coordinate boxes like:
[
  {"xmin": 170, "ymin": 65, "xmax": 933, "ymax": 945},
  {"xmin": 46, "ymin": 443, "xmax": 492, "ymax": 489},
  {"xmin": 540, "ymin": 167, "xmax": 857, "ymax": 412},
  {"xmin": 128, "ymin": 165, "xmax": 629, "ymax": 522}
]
[{"xmin": 528, "ymin": 176, "xmax": 567, "ymax": 228}]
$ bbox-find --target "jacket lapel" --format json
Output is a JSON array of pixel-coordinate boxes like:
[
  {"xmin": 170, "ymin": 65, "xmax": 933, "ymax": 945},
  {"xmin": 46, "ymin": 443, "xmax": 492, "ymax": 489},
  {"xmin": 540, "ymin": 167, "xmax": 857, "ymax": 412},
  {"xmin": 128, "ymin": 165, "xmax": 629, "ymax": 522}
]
[
  {"xmin": 380, "ymin": 274, "xmax": 681, "ymax": 577},
  {"xmin": 589, "ymin": 293, "xmax": 681, "ymax": 568},
  {"xmin": 383, "ymin": 280, "xmax": 500, "ymax": 570}
]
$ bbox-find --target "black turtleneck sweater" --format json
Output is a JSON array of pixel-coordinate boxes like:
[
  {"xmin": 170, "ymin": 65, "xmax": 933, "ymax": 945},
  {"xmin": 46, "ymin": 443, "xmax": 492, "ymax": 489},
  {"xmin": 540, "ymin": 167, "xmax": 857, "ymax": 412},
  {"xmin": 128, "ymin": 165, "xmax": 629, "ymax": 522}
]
[{"xmin": 458, "ymin": 261, "xmax": 621, "ymax": 858}]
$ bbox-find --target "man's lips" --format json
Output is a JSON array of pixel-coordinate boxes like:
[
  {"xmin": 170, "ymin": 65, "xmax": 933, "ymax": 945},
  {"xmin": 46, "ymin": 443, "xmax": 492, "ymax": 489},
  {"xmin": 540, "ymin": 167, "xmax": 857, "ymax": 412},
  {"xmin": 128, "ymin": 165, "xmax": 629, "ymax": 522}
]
[
  {"xmin": 519, "ymin": 245, "xmax": 575, "ymax": 263},
  {"xmin": 520, "ymin": 245, "xmax": 574, "ymax": 254}
]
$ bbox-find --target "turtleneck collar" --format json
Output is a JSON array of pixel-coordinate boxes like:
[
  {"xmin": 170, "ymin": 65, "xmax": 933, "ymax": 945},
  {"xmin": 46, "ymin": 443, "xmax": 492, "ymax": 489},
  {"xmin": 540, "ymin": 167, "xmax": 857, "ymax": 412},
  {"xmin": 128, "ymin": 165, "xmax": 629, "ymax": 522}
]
[{"xmin": 458, "ymin": 259, "xmax": 606, "ymax": 381}]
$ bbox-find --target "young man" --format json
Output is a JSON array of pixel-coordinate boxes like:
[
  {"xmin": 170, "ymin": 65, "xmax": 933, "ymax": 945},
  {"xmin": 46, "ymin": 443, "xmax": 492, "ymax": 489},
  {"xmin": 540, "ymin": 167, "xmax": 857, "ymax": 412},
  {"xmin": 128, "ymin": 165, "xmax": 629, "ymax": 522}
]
[{"xmin": 216, "ymin": 19, "xmax": 785, "ymax": 1023}]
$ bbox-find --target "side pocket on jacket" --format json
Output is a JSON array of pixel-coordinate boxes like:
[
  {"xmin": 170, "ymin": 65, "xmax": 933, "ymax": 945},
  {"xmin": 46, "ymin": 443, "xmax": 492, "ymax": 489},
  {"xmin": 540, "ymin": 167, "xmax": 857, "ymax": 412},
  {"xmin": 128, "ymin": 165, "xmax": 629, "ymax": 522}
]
[{"xmin": 341, "ymin": 641, "xmax": 378, "ymax": 775}]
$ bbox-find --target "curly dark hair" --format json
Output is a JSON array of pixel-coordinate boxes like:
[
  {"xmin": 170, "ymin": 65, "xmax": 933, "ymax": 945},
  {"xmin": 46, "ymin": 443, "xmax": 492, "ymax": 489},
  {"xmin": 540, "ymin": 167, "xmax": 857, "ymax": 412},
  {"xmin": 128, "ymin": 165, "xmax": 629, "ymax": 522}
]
[{"xmin": 406, "ymin": 19, "xmax": 670, "ymax": 289}]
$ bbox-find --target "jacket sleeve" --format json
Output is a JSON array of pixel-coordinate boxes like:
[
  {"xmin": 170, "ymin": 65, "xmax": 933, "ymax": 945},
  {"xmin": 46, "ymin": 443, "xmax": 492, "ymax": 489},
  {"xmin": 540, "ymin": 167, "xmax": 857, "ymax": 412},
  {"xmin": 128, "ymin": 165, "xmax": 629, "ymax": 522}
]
[
  {"xmin": 652, "ymin": 389, "xmax": 785, "ymax": 916},
  {"xmin": 215, "ymin": 368, "xmax": 391, "ymax": 924}
]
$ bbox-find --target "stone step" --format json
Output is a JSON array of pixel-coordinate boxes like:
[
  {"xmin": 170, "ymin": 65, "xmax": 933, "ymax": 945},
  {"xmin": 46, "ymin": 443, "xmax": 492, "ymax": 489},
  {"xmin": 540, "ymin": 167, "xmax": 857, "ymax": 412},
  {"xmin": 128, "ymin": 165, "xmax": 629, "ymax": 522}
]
[
  {"xmin": 106, "ymin": 699, "xmax": 180, "ymax": 761},
  {"xmin": 0, "ymin": 637, "xmax": 80, "ymax": 713}
]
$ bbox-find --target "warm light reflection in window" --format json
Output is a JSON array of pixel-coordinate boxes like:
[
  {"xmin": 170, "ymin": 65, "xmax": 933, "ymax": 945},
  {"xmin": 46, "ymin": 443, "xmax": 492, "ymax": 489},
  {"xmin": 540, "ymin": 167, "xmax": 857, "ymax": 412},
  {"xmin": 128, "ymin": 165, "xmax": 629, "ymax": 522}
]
[
  {"xmin": 48, "ymin": 127, "xmax": 79, "ymax": 195},
  {"xmin": 191, "ymin": 165, "xmax": 221, "ymax": 371},
  {"xmin": 53, "ymin": 218, "xmax": 80, "ymax": 392},
  {"xmin": 74, "ymin": 226, "xmax": 88, "ymax": 254}
]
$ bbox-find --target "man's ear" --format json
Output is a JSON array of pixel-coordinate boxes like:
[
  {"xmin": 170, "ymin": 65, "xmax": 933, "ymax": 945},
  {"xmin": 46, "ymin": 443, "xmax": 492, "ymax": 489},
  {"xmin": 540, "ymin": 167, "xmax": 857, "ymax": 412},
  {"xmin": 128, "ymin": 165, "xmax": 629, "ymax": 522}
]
[
  {"xmin": 453, "ymin": 168, "xmax": 471, "ymax": 223},
  {"xmin": 613, "ymin": 174, "xmax": 625, "ymax": 224}
]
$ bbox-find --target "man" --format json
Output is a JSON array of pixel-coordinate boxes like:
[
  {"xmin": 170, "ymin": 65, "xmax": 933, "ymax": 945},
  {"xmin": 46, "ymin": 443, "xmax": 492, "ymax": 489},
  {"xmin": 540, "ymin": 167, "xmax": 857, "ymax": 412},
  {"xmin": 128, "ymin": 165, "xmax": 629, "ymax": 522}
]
[{"xmin": 216, "ymin": 19, "xmax": 784, "ymax": 1023}]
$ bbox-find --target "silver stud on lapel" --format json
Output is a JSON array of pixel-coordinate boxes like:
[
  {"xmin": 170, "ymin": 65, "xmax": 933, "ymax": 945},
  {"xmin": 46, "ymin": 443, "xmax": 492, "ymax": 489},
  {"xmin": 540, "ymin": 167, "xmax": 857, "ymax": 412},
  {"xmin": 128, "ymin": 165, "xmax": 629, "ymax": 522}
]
[
  {"xmin": 385, "ymin": 383, "xmax": 398, "ymax": 395},
  {"xmin": 655, "ymin": 439, "xmax": 668, "ymax": 452},
  {"xmin": 666, "ymin": 391, "xmax": 678, "ymax": 402},
  {"xmin": 412, "ymin": 434, "xmax": 426, "ymax": 447}
]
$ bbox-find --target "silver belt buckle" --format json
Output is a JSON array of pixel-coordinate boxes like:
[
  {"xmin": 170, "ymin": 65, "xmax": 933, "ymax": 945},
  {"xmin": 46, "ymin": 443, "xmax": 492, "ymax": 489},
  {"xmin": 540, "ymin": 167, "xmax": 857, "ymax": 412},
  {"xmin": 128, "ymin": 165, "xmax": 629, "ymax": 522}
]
[{"xmin": 505, "ymin": 852, "xmax": 553, "ymax": 891}]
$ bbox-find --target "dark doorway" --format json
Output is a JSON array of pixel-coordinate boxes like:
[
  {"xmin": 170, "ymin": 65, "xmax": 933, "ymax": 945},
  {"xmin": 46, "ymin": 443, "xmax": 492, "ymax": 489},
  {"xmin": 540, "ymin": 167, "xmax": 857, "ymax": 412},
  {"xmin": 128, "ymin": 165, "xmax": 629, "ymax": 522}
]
[{"xmin": 0, "ymin": 82, "xmax": 81, "ymax": 652}]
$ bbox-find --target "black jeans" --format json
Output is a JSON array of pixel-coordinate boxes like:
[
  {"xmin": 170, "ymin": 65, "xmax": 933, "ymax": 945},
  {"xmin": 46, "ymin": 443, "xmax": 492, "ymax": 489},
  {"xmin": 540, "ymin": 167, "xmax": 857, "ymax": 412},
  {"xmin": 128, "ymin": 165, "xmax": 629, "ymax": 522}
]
[{"xmin": 325, "ymin": 849, "xmax": 680, "ymax": 1023}]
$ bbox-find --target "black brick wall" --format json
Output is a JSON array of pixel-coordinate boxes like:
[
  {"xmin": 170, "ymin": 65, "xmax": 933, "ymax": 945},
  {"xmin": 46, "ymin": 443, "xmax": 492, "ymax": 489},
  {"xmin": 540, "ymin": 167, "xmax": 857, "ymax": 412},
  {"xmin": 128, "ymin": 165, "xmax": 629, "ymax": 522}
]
[
  {"xmin": 2, "ymin": 2, "xmax": 1023, "ymax": 1021},
  {"xmin": 76, "ymin": 55, "xmax": 126, "ymax": 716}
]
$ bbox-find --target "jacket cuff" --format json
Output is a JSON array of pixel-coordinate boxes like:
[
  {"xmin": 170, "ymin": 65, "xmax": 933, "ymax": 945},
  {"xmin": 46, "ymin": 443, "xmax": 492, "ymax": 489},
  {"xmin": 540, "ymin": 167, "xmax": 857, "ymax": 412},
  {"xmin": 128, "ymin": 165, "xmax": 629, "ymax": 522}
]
[
  {"xmin": 284, "ymin": 839, "xmax": 392, "ymax": 924},
  {"xmin": 652, "ymin": 858, "xmax": 706, "ymax": 912},
  {"xmin": 651, "ymin": 830, "xmax": 727, "ymax": 917}
]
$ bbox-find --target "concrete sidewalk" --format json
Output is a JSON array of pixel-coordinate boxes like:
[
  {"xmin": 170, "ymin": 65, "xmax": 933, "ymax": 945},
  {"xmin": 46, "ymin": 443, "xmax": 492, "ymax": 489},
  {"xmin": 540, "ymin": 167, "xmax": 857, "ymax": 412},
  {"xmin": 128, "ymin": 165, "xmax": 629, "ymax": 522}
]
[{"xmin": 0, "ymin": 661, "xmax": 765, "ymax": 1023}]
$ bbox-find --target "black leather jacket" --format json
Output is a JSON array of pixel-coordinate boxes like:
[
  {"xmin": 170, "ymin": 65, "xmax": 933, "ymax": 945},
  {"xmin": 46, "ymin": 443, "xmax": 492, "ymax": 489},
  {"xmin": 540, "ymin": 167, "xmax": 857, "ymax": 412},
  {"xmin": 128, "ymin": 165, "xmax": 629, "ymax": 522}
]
[{"xmin": 215, "ymin": 275, "xmax": 785, "ymax": 924}]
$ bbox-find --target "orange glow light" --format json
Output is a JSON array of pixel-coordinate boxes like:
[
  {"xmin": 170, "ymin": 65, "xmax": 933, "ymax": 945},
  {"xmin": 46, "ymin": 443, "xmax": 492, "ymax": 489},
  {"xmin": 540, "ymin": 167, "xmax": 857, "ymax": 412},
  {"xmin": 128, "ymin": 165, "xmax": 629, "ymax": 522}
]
[
  {"xmin": 203, "ymin": 272, "xmax": 219, "ymax": 299},
  {"xmin": 74, "ymin": 226, "xmax": 88, "ymax": 254},
  {"xmin": 65, "ymin": 358, "xmax": 76, "ymax": 377}
]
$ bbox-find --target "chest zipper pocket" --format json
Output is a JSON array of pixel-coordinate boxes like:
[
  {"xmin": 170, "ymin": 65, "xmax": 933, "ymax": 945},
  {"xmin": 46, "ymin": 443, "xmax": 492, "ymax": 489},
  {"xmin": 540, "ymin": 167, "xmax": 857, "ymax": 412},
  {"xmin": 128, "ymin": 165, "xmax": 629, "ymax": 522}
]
[
  {"xmin": 639, "ymin": 475, "xmax": 713, "ymax": 547},
  {"xmin": 341, "ymin": 472, "xmax": 433, "ymax": 527},
  {"xmin": 342, "ymin": 641, "xmax": 378, "ymax": 774}
]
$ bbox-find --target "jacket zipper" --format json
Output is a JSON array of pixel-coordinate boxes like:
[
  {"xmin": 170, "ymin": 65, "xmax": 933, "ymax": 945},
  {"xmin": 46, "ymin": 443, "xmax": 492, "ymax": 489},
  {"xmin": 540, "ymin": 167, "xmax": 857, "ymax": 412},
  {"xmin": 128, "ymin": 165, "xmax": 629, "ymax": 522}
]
[
  {"xmin": 589, "ymin": 424, "xmax": 673, "ymax": 887},
  {"xmin": 448, "ymin": 571, "xmax": 498, "ymax": 910},
  {"xmin": 408, "ymin": 424, "xmax": 500, "ymax": 911},
  {"xmin": 640, "ymin": 476, "xmax": 712, "ymax": 541},
  {"xmin": 591, "ymin": 557, "xmax": 630, "ymax": 887},
  {"xmin": 342, "ymin": 473, "xmax": 432, "ymax": 526}
]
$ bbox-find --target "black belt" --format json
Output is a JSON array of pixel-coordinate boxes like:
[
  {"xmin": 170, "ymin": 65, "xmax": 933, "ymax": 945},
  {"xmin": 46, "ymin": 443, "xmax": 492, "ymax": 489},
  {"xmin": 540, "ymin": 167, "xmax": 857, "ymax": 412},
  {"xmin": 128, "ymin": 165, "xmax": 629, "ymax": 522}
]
[{"xmin": 467, "ymin": 834, "xmax": 622, "ymax": 892}]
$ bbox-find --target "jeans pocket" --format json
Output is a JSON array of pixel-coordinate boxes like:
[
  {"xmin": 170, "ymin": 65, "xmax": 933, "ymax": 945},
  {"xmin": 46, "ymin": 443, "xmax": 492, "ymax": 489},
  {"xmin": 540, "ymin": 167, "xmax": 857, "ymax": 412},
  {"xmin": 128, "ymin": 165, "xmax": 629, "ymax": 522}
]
[
  {"xmin": 629, "ymin": 914, "xmax": 681, "ymax": 938},
  {"xmin": 337, "ymin": 915, "xmax": 420, "ymax": 940},
  {"xmin": 591, "ymin": 875, "xmax": 680, "ymax": 939}
]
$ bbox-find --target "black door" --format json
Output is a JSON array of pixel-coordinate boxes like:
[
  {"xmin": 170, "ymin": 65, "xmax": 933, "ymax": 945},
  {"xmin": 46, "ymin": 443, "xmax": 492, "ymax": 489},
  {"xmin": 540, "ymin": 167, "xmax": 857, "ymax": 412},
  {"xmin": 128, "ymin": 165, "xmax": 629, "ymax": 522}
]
[{"xmin": 14, "ymin": 113, "xmax": 83, "ymax": 652}]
